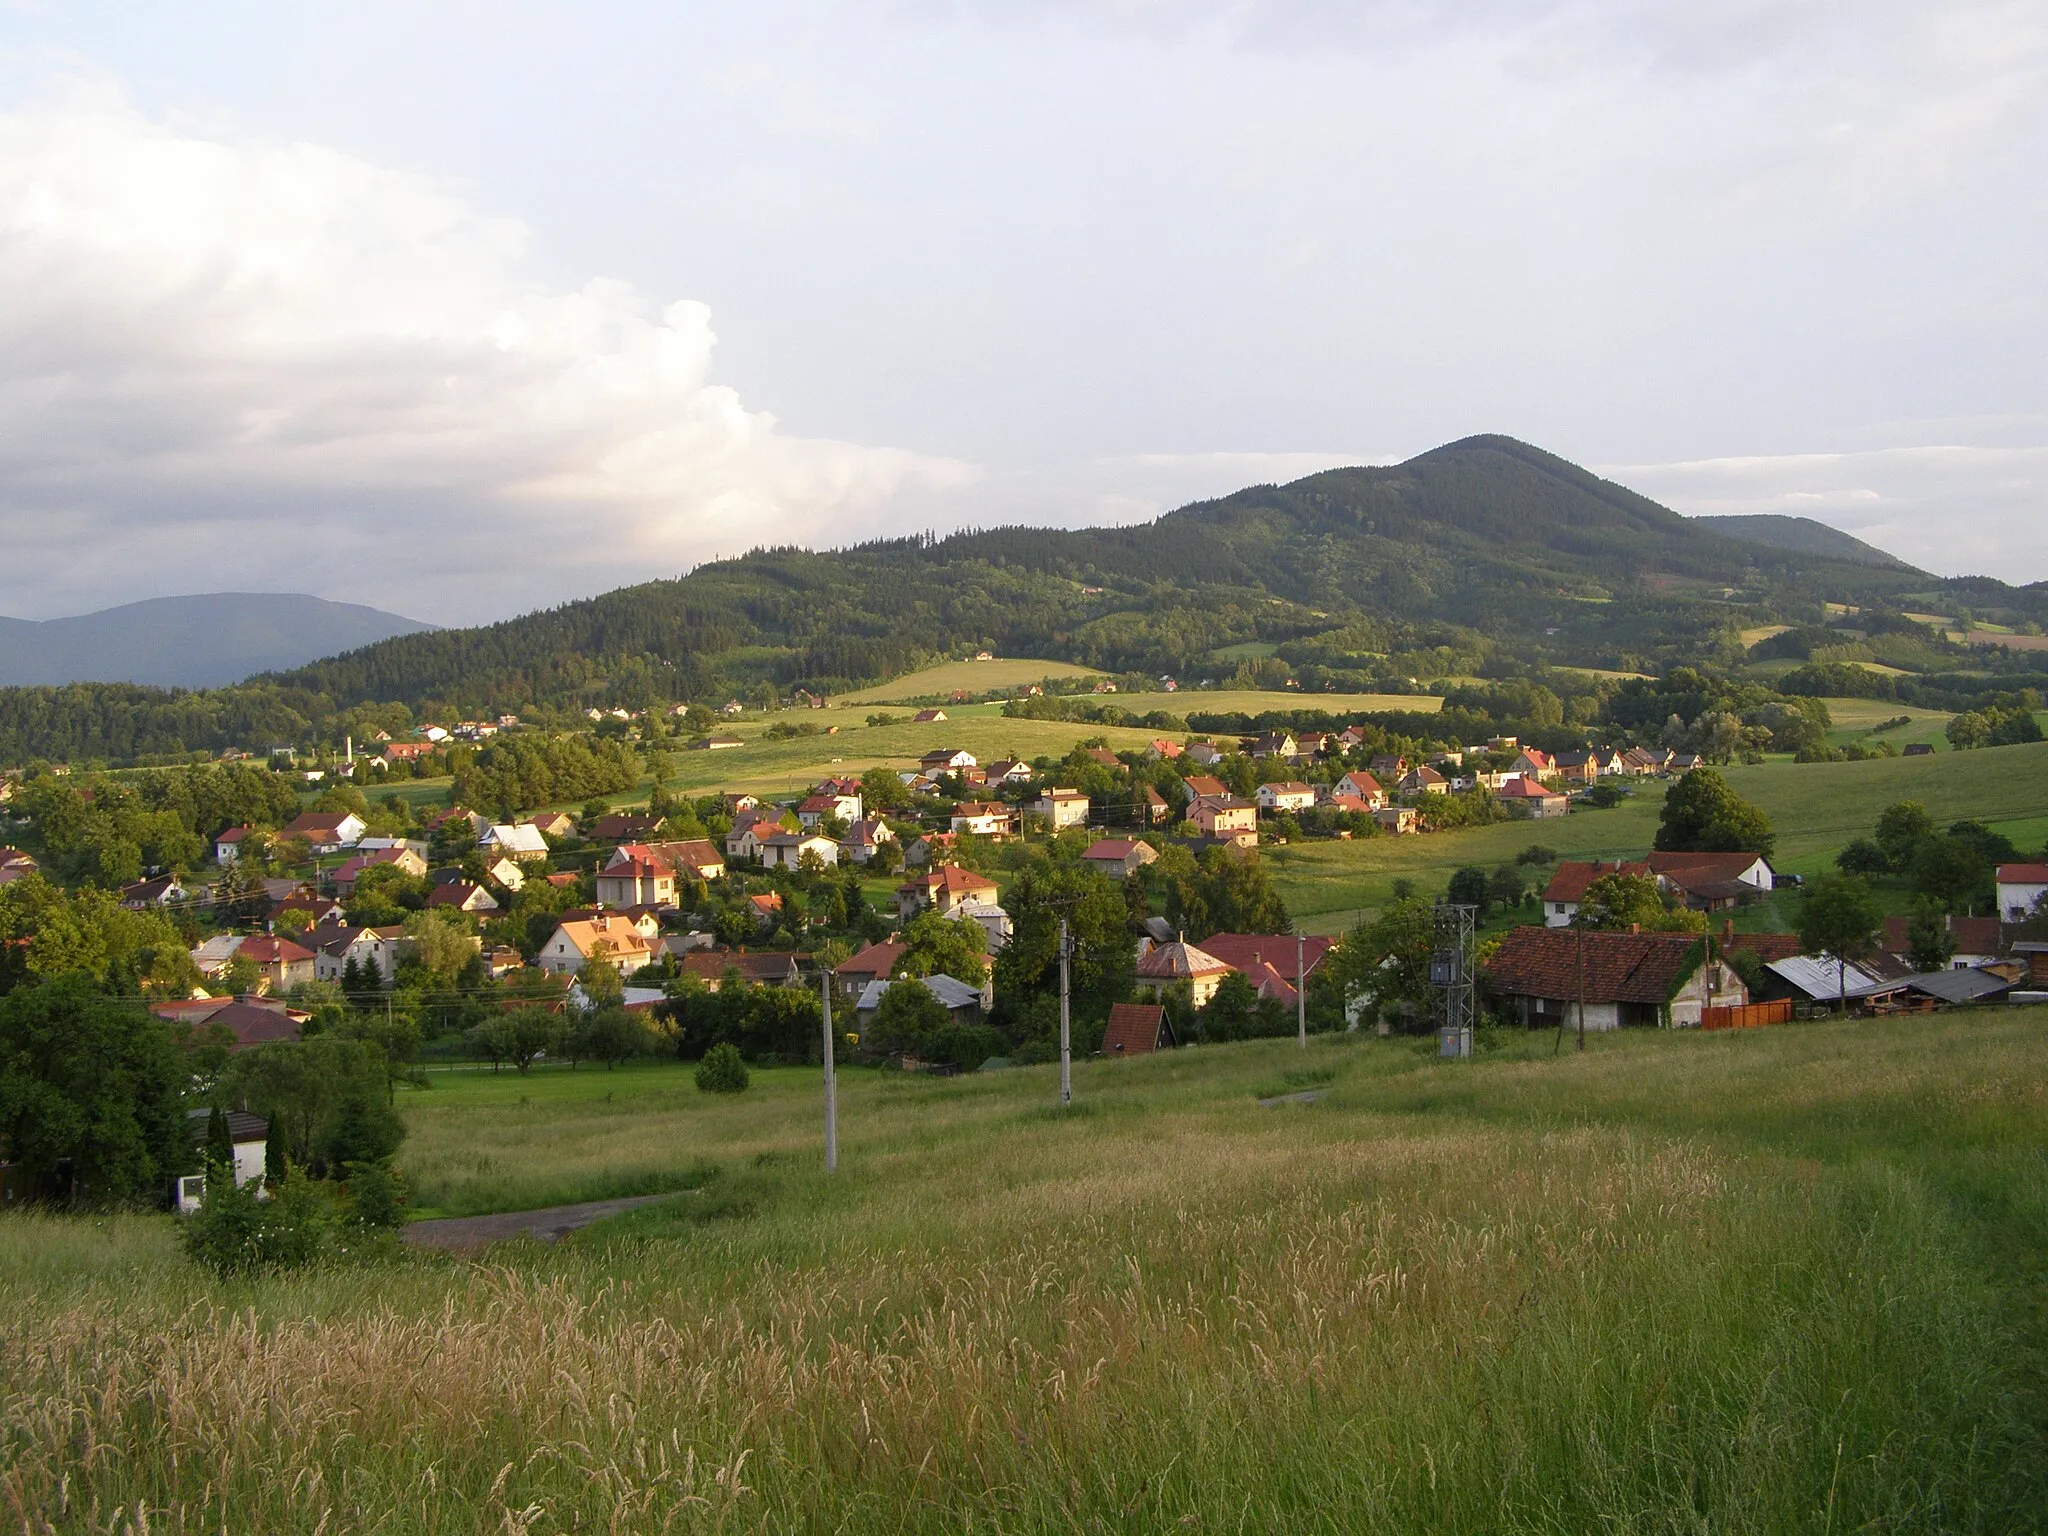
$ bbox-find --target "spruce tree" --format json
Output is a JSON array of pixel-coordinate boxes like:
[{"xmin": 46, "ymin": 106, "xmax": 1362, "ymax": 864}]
[
  {"xmin": 204, "ymin": 1104, "xmax": 235, "ymax": 1177},
  {"xmin": 263, "ymin": 1116, "xmax": 290, "ymax": 1186}
]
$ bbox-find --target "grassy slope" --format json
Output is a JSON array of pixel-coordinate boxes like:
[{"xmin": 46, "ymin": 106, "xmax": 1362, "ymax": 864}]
[
  {"xmin": 5, "ymin": 1018, "xmax": 2046, "ymax": 1530},
  {"xmin": 832, "ymin": 658, "xmax": 1106, "ymax": 703}
]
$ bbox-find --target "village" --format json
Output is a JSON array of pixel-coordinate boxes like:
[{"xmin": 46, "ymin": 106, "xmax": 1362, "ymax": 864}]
[{"xmin": 7, "ymin": 707, "xmax": 2041, "ymax": 1076}]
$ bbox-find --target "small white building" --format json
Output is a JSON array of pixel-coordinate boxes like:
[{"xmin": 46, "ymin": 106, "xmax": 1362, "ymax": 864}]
[
  {"xmin": 1995, "ymin": 863, "xmax": 2048, "ymax": 923},
  {"xmin": 175, "ymin": 1109, "xmax": 269, "ymax": 1213},
  {"xmin": 1031, "ymin": 788, "xmax": 1091, "ymax": 829}
]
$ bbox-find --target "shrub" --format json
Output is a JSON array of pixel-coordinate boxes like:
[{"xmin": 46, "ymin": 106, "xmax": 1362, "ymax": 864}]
[
  {"xmin": 344, "ymin": 1160, "xmax": 407, "ymax": 1229},
  {"xmin": 182, "ymin": 1171, "xmax": 332, "ymax": 1278},
  {"xmin": 695, "ymin": 1042, "xmax": 750, "ymax": 1094}
]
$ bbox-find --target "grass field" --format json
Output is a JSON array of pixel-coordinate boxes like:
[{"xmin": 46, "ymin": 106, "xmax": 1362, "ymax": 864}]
[
  {"xmin": 832, "ymin": 658, "xmax": 1106, "ymax": 704},
  {"xmin": 6, "ymin": 1016, "xmax": 2047, "ymax": 1531},
  {"xmin": 1110, "ymin": 688, "xmax": 1441, "ymax": 718}
]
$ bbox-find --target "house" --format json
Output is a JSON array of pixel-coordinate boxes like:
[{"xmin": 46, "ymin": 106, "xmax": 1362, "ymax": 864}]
[
  {"xmin": 719, "ymin": 792, "xmax": 761, "ymax": 816},
  {"xmin": 1182, "ymin": 774, "xmax": 1229, "ymax": 800},
  {"xmin": 1147, "ymin": 739, "xmax": 1183, "ymax": 761},
  {"xmin": 896, "ymin": 864, "xmax": 999, "ymax": 921},
  {"xmin": 1879, "ymin": 913, "xmax": 2006, "ymax": 970},
  {"xmin": 1551, "ymin": 752, "xmax": 1600, "ymax": 786},
  {"xmin": 537, "ymin": 915, "xmax": 654, "ymax": 977},
  {"xmin": 679, "ymin": 950, "xmax": 805, "ymax": 989},
  {"xmin": 427, "ymin": 879, "xmax": 499, "ymax": 914},
  {"xmin": 1247, "ymin": 731, "xmax": 1298, "ymax": 760},
  {"xmin": 1184, "ymin": 742, "xmax": 1226, "ymax": 767},
  {"xmin": 950, "ymin": 801, "xmax": 1018, "ymax": 838},
  {"xmin": 1508, "ymin": 748, "xmax": 1557, "ymax": 784},
  {"xmin": 697, "ymin": 734, "xmax": 745, "ymax": 751},
  {"xmin": 855, "ymin": 973, "xmax": 986, "ymax": 1032},
  {"xmin": 1255, "ymin": 781, "xmax": 1317, "ymax": 813},
  {"xmin": 283, "ymin": 811, "xmax": 366, "ymax": 853},
  {"xmin": 1031, "ymin": 788, "xmax": 1091, "ymax": 829},
  {"xmin": 912, "ymin": 709, "xmax": 948, "ymax": 724},
  {"xmin": 1101, "ymin": 1002, "xmax": 1176, "ymax": 1056},
  {"xmin": 1082, "ymin": 838, "xmax": 1158, "ymax": 880},
  {"xmin": 797, "ymin": 792, "xmax": 862, "ymax": 829},
  {"xmin": 1082, "ymin": 746, "xmax": 1122, "ymax": 770},
  {"xmin": 523, "ymin": 810, "xmax": 577, "ymax": 839},
  {"xmin": 921, "ymin": 747, "xmax": 978, "ymax": 773},
  {"xmin": 590, "ymin": 812, "xmax": 663, "ymax": 843},
  {"xmin": 1539, "ymin": 859, "xmax": 1654, "ymax": 927},
  {"xmin": 1369, "ymin": 754, "xmax": 1409, "ymax": 779},
  {"xmin": 427, "ymin": 806, "xmax": 490, "ymax": 839},
  {"xmin": 269, "ymin": 893, "xmax": 343, "ymax": 931},
  {"xmin": 1669, "ymin": 753, "xmax": 1705, "ymax": 773},
  {"xmin": 1331, "ymin": 771, "xmax": 1386, "ymax": 809},
  {"xmin": 648, "ymin": 839, "xmax": 726, "ymax": 881},
  {"xmin": 192, "ymin": 934, "xmax": 317, "ymax": 993},
  {"xmin": 1190, "ymin": 795, "xmax": 1258, "ymax": 846},
  {"xmin": 1136, "ymin": 784, "xmax": 1171, "ymax": 824},
  {"xmin": 835, "ymin": 941, "xmax": 906, "ymax": 998},
  {"xmin": 1133, "ymin": 937, "xmax": 1236, "ymax": 1007},
  {"xmin": 746, "ymin": 891, "xmax": 784, "ymax": 929},
  {"xmin": 1620, "ymin": 747, "xmax": 1667, "ymax": 775},
  {"xmin": 1762, "ymin": 952, "xmax": 1913, "ymax": 1009},
  {"xmin": 985, "ymin": 759, "xmax": 1034, "ymax": 786},
  {"xmin": 120, "ymin": 873, "xmax": 188, "ymax": 910},
  {"xmin": 838, "ymin": 818, "xmax": 898, "ymax": 864},
  {"xmin": 1485, "ymin": 927, "xmax": 1748, "ymax": 1029},
  {"xmin": 479, "ymin": 823, "xmax": 550, "ymax": 862},
  {"xmin": 1397, "ymin": 765, "xmax": 1449, "ymax": 796},
  {"xmin": 1645, "ymin": 851, "xmax": 1776, "ymax": 910},
  {"xmin": 1495, "ymin": 778, "xmax": 1568, "ymax": 818},
  {"xmin": 174, "ymin": 1108, "xmax": 269, "ymax": 1211},
  {"xmin": 213, "ymin": 825, "xmax": 255, "ymax": 864},
  {"xmin": 758, "ymin": 830, "xmax": 840, "ymax": 870},
  {"xmin": 596, "ymin": 845, "xmax": 680, "ymax": 908},
  {"xmin": 312, "ymin": 925, "xmax": 409, "ymax": 987},
  {"xmin": 947, "ymin": 900, "xmax": 1013, "ymax": 951},
  {"xmin": 904, "ymin": 832, "xmax": 957, "ymax": 867},
  {"xmin": 1198, "ymin": 932, "xmax": 1335, "ymax": 994},
  {"xmin": 1903, "ymin": 742, "xmax": 1936, "ymax": 757},
  {"xmin": 333, "ymin": 846, "xmax": 428, "ymax": 895},
  {"xmin": 1995, "ymin": 864, "xmax": 2048, "ymax": 922},
  {"xmin": 1372, "ymin": 805, "xmax": 1421, "ymax": 835},
  {"xmin": 724, "ymin": 809, "xmax": 776, "ymax": 861},
  {"xmin": 720, "ymin": 699, "xmax": 745, "ymax": 716}
]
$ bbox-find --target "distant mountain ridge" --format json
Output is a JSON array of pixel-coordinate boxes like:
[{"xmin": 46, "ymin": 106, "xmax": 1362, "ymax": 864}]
[
  {"xmin": 268, "ymin": 434, "xmax": 2023, "ymax": 714},
  {"xmin": 0, "ymin": 594, "xmax": 434, "ymax": 689},
  {"xmin": 1686, "ymin": 513, "xmax": 1921, "ymax": 572}
]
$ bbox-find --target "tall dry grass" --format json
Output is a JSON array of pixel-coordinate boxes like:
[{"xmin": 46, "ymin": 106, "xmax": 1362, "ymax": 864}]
[{"xmin": 4, "ymin": 1017, "xmax": 2045, "ymax": 1532}]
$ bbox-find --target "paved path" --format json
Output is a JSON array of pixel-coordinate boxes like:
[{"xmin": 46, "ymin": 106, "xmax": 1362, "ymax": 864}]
[{"xmin": 403, "ymin": 1194, "xmax": 671, "ymax": 1252}]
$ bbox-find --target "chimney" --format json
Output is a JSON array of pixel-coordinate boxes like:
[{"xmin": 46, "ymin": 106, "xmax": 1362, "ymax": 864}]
[
  {"xmin": 1630, "ymin": 922, "xmax": 1641, "ymax": 934},
  {"xmin": 1723, "ymin": 918, "xmax": 1735, "ymax": 946}
]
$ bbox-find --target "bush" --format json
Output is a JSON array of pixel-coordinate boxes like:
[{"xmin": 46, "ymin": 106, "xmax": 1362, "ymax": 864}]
[
  {"xmin": 182, "ymin": 1171, "xmax": 332, "ymax": 1278},
  {"xmin": 695, "ymin": 1042, "xmax": 750, "ymax": 1094},
  {"xmin": 344, "ymin": 1160, "xmax": 407, "ymax": 1229}
]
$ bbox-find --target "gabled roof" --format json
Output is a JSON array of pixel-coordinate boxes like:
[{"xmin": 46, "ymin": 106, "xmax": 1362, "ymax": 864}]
[
  {"xmin": 1182, "ymin": 775, "xmax": 1229, "ymax": 799},
  {"xmin": 1102, "ymin": 1002, "xmax": 1172, "ymax": 1055},
  {"xmin": 1540, "ymin": 859, "xmax": 1652, "ymax": 904},
  {"xmin": 1723, "ymin": 930, "xmax": 1802, "ymax": 964},
  {"xmin": 855, "ymin": 973, "xmax": 983, "ymax": 1013},
  {"xmin": 1259, "ymin": 781, "xmax": 1314, "ymax": 796},
  {"xmin": 1485, "ymin": 926, "xmax": 1706, "ymax": 1004},
  {"xmin": 836, "ymin": 941, "xmax": 905, "ymax": 979},
  {"xmin": 482, "ymin": 823, "xmax": 549, "ymax": 855},
  {"xmin": 1997, "ymin": 863, "xmax": 2048, "ymax": 883},
  {"xmin": 1496, "ymin": 776, "xmax": 1564, "ymax": 800},
  {"xmin": 1083, "ymin": 838, "xmax": 1145, "ymax": 860},
  {"xmin": 1764, "ymin": 954, "xmax": 1905, "ymax": 1001},
  {"xmin": 899, "ymin": 864, "xmax": 999, "ymax": 898},
  {"xmin": 236, "ymin": 935, "xmax": 315, "ymax": 966},
  {"xmin": 681, "ymin": 950, "xmax": 802, "ymax": 985},
  {"xmin": 1644, "ymin": 851, "xmax": 1771, "ymax": 886},
  {"xmin": 1198, "ymin": 932, "xmax": 1334, "ymax": 981}
]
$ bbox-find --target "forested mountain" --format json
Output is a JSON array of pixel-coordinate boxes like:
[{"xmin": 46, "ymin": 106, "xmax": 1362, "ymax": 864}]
[
  {"xmin": 0, "ymin": 594, "xmax": 432, "ymax": 688},
  {"xmin": 1687, "ymin": 514, "xmax": 1920, "ymax": 571},
  {"xmin": 4, "ymin": 435, "xmax": 2043, "ymax": 763}
]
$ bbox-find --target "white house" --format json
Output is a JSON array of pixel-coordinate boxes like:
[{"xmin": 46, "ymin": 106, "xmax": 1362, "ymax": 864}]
[
  {"xmin": 1996, "ymin": 863, "xmax": 2048, "ymax": 923},
  {"xmin": 176, "ymin": 1109, "xmax": 269, "ymax": 1214},
  {"xmin": 1255, "ymin": 781, "xmax": 1317, "ymax": 813},
  {"xmin": 757, "ymin": 830, "xmax": 840, "ymax": 870},
  {"xmin": 480, "ymin": 823, "xmax": 550, "ymax": 861},
  {"xmin": 1031, "ymin": 788, "xmax": 1091, "ymax": 829}
]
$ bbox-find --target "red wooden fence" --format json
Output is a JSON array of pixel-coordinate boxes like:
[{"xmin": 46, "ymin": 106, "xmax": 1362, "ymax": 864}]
[{"xmin": 1701, "ymin": 999, "xmax": 1794, "ymax": 1031}]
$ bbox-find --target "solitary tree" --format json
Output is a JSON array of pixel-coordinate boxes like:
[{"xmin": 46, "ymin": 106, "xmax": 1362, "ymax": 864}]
[
  {"xmin": 1797, "ymin": 875, "xmax": 1884, "ymax": 1014},
  {"xmin": 1655, "ymin": 768, "xmax": 1775, "ymax": 857}
]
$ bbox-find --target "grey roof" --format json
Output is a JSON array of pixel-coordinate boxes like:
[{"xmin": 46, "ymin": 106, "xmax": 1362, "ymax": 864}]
[
  {"xmin": 1905, "ymin": 968, "xmax": 2015, "ymax": 1004},
  {"xmin": 1765, "ymin": 954, "xmax": 1908, "ymax": 1001},
  {"xmin": 185, "ymin": 1108, "xmax": 268, "ymax": 1142},
  {"xmin": 855, "ymin": 973, "xmax": 983, "ymax": 1013}
]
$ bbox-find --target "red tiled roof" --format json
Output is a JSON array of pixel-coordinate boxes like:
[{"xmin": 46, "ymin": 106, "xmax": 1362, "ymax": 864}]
[
  {"xmin": 1645, "ymin": 851, "xmax": 1769, "ymax": 884},
  {"xmin": 1496, "ymin": 777, "xmax": 1563, "ymax": 799},
  {"xmin": 835, "ymin": 941, "xmax": 904, "ymax": 979},
  {"xmin": 1541, "ymin": 860, "xmax": 1652, "ymax": 904},
  {"xmin": 1724, "ymin": 930, "xmax": 1802, "ymax": 963},
  {"xmin": 1997, "ymin": 864, "xmax": 2048, "ymax": 883},
  {"xmin": 236, "ymin": 935, "xmax": 314, "ymax": 965},
  {"xmin": 1084, "ymin": 839, "xmax": 1143, "ymax": 859},
  {"xmin": 1101, "ymin": 1002, "xmax": 1170, "ymax": 1055},
  {"xmin": 899, "ymin": 865, "xmax": 999, "ymax": 898},
  {"xmin": 1196, "ymin": 932, "xmax": 1333, "ymax": 982},
  {"xmin": 1485, "ymin": 926, "xmax": 1705, "ymax": 1005}
]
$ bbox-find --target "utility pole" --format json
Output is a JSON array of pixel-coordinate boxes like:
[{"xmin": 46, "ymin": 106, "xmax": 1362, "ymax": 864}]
[
  {"xmin": 820, "ymin": 968, "xmax": 838, "ymax": 1172},
  {"xmin": 1296, "ymin": 928, "xmax": 1307, "ymax": 1048},
  {"xmin": 1058, "ymin": 917, "xmax": 1073, "ymax": 1108},
  {"xmin": 1576, "ymin": 922, "xmax": 1587, "ymax": 1053}
]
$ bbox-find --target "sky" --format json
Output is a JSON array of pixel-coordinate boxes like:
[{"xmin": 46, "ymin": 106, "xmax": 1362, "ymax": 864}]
[{"xmin": 1, "ymin": 0, "xmax": 2044, "ymax": 624}]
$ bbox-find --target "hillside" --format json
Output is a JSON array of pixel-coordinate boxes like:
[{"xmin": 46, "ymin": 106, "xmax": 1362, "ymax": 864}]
[
  {"xmin": 1688, "ymin": 513, "xmax": 1920, "ymax": 571},
  {"xmin": 276, "ymin": 434, "xmax": 2015, "ymax": 715},
  {"xmin": 0, "ymin": 593, "xmax": 432, "ymax": 689}
]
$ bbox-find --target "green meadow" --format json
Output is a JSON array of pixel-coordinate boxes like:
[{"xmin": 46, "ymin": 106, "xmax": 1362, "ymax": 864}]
[{"xmin": 6, "ymin": 1015, "xmax": 2048, "ymax": 1531}]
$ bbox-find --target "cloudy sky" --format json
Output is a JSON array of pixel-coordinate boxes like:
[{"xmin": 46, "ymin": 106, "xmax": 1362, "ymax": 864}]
[{"xmin": 1, "ymin": 1, "xmax": 2044, "ymax": 623}]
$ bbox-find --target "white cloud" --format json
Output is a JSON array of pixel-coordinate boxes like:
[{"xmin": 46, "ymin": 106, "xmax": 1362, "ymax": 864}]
[
  {"xmin": 0, "ymin": 75, "xmax": 977, "ymax": 621},
  {"xmin": 1600, "ymin": 443, "xmax": 2048, "ymax": 582}
]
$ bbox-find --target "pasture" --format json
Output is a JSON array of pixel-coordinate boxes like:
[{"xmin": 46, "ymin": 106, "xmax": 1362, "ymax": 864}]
[
  {"xmin": 5, "ymin": 1015, "xmax": 2047, "ymax": 1531},
  {"xmin": 830, "ymin": 658, "xmax": 1107, "ymax": 704}
]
